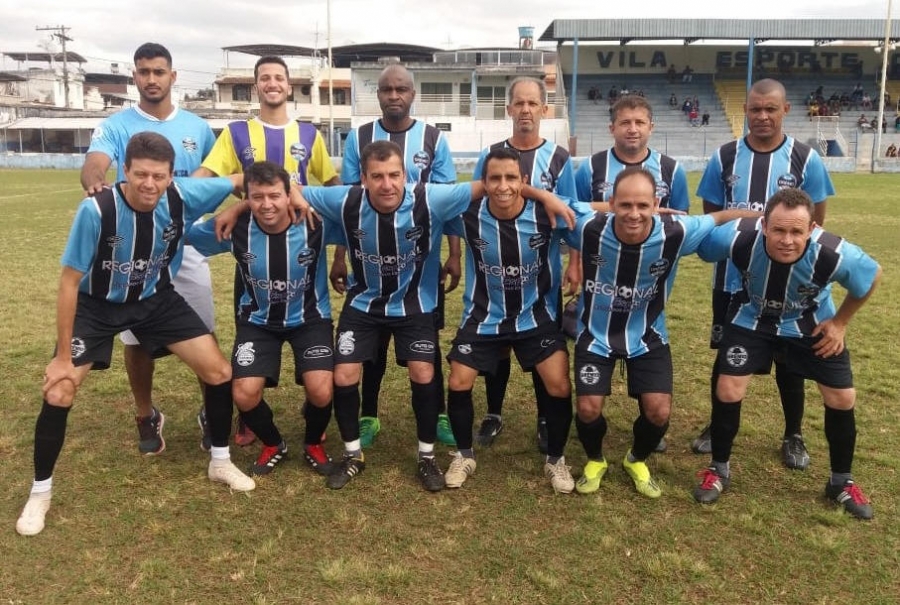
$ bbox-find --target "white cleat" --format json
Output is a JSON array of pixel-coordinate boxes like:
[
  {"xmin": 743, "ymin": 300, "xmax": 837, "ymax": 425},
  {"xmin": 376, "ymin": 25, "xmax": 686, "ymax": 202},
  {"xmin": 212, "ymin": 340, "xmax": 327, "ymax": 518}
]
[
  {"xmin": 208, "ymin": 460, "xmax": 256, "ymax": 492},
  {"xmin": 16, "ymin": 493, "xmax": 52, "ymax": 536}
]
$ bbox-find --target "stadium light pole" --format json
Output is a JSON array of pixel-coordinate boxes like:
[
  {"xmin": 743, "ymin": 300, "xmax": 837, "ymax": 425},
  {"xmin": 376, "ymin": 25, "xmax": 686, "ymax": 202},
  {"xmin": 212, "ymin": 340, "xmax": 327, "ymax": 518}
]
[{"xmin": 874, "ymin": 0, "xmax": 893, "ymax": 171}]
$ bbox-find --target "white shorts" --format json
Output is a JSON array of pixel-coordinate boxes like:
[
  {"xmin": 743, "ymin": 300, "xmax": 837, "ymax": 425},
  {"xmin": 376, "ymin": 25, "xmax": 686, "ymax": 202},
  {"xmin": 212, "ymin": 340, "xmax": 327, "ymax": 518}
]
[{"xmin": 119, "ymin": 244, "xmax": 215, "ymax": 345}]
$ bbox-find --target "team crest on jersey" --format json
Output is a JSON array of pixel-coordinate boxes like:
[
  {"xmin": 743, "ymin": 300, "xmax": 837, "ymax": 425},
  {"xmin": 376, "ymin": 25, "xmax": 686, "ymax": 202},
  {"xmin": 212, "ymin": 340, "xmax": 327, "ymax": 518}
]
[
  {"xmin": 410, "ymin": 340, "xmax": 436, "ymax": 354},
  {"xmin": 235, "ymin": 342, "xmax": 256, "ymax": 366},
  {"xmin": 241, "ymin": 146, "xmax": 257, "ymax": 162},
  {"xmin": 412, "ymin": 150, "xmax": 431, "ymax": 170},
  {"xmin": 337, "ymin": 331, "xmax": 355, "ymax": 355},
  {"xmin": 648, "ymin": 258, "xmax": 670, "ymax": 277},
  {"xmin": 457, "ymin": 343, "xmax": 472, "ymax": 355},
  {"xmin": 70, "ymin": 337, "xmax": 86, "ymax": 359},
  {"xmin": 296, "ymin": 248, "xmax": 316, "ymax": 266},
  {"xmin": 595, "ymin": 181, "xmax": 614, "ymax": 197},
  {"xmin": 777, "ymin": 174, "xmax": 798, "ymax": 189},
  {"xmin": 539, "ymin": 171, "xmax": 556, "ymax": 190},
  {"xmin": 725, "ymin": 174, "xmax": 741, "ymax": 187},
  {"xmin": 182, "ymin": 137, "xmax": 198, "ymax": 153},
  {"xmin": 655, "ymin": 181, "xmax": 670, "ymax": 199},
  {"xmin": 241, "ymin": 252, "xmax": 258, "ymax": 263},
  {"xmin": 579, "ymin": 364, "xmax": 600, "ymax": 385},
  {"xmin": 106, "ymin": 235, "xmax": 125, "ymax": 249},
  {"xmin": 290, "ymin": 142, "xmax": 308, "ymax": 162},
  {"xmin": 352, "ymin": 228, "xmax": 367, "ymax": 240},
  {"xmin": 303, "ymin": 345, "xmax": 333, "ymax": 359},
  {"xmin": 90, "ymin": 126, "xmax": 104, "ymax": 141},
  {"xmin": 588, "ymin": 254, "xmax": 607, "ymax": 267},
  {"xmin": 162, "ymin": 223, "xmax": 178, "ymax": 242},
  {"xmin": 725, "ymin": 345, "xmax": 748, "ymax": 368},
  {"xmin": 528, "ymin": 233, "xmax": 548, "ymax": 249},
  {"xmin": 405, "ymin": 226, "xmax": 424, "ymax": 241},
  {"xmin": 471, "ymin": 238, "xmax": 489, "ymax": 251}
]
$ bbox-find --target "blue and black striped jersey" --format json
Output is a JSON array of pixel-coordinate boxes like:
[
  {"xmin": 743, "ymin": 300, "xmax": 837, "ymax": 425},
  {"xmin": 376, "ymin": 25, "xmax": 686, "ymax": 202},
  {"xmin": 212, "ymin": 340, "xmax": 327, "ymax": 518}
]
[
  {"xmin": 574, "ymin": 148, "xmax": 690, "ymax": 211},
  {"xmin": 473, "ymin": 139, "xmax": 577, "ymax": 200}
]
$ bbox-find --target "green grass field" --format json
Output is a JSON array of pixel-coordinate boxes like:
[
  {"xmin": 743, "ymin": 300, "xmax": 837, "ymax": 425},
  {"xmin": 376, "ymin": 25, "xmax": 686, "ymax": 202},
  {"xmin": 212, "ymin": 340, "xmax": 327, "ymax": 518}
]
[{"xmin": 0, "ymin": 169, "xmax": 898, "ymax": 604}]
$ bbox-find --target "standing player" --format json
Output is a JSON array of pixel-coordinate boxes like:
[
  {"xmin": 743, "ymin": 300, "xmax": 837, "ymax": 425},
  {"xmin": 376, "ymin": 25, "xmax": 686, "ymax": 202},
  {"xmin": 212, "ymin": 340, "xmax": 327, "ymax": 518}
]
[
  {"xmin": 470, "ymin": 76, "xmax": 578, "ymax": 453},
  {"xmin": 80, "ymin": 42, "xmax": 216, "ymax": 456},
  {"xmin": 692, "ymin": 79, "xmax": 835, "ymax": 470},
  {"xmin": 567, "ymin": 167, "xmax": 758, "ymax": 499},
  {"xmin": 16, "ymin": 133, "xmax": 253, "ymax": 536},
  {"xmin": 337, "ymin": 63, "xmax": 458, "ymax": 448},
  {"xmin": 188, "ymin": 162, "xmax": 338, "ymax": 478},
  {"xmin": 194, "ymin": 55, "xmax": 340, "ymax": 451},
  {"xmin": 443, "ymin": 148, "xmax": 588, "ymax": 493},
  {"xmin": 693, "ymin": 189, "xmax": 880, "ymax": 520}
]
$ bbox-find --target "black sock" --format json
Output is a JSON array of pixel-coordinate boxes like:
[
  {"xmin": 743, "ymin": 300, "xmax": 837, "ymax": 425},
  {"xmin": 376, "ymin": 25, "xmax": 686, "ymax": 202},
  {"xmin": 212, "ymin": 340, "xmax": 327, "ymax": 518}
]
[
  {"xmin": 432, "ymin": 349, "xmax": 446, "ymax": 415},
  {"xmin": 824, "ymin": 406, "xmax": 856, "ymax": 475},
  {"xmin": 238, "ymin": 399, "xmax": 282, "ymax": 446},
  {"xmin": 204, "ymin": 381, "xmax": 234, "ymax": 448},
  {"xmin": 775, "ymin": 362, "xmax": 805, "ymax": 437},
  {"xmin": 575, "ymin": 414, "xmax": 607, "ymax": 460},
  {"xmin": 631, "ymin": 410, "xmax": 669, "ymax": 461},
  {"xmin": 304, "ymin": 401, "xmax": 332, "ymax": 446},
  {"xmin": 710, "ymin": 393, "xmax": 741, "ymax": 464},
  {"xmin": 541, "ymin": 394, "xmax": 572, "ymax": 458},
  {"xmin": 411, "ymin": 380, "xmax": 439, "ymax": 443},
  {"xmin": 533, "ymin": 371, "xmax": 550, "ymax": 420},
  {"xmin": 34, "ymin": 401, "xmax": 70, "ymax": 481},
  {"xmin": 447, "ymin": 389, "xmax": 474, "ymax": 450},
  {"xmin": 360, "ymin": 332, "xmax": 390, "ymax": 417},
  {"xmin": 485, "ymin": 356, "xmax": 511, "ymax": 416},
  {"xmin": 334, "ymin": 384, "xmax": 361, "ymax": 442}
]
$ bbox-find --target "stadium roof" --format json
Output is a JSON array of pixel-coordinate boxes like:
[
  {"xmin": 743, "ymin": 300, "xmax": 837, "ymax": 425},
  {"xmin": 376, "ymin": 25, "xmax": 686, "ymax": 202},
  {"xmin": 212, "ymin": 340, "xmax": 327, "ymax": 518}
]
[
  {"xmin": 2, "ymin": 51, "xmax": 87, "ymax": 63},
  {"xmin": 0, "ymin": 72, "xmax": 27, "ymax": 82},
  {"xmin": 539, "ymin": 19, "xmax": 900, "ymax": 44},
  {"xmin": 222, "ymin": 43, "xmax": 441, "ymax": 67}
]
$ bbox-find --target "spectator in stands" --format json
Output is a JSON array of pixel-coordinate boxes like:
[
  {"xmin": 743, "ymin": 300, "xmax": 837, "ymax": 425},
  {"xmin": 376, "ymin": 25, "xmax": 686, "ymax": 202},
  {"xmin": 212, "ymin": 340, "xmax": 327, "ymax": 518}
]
[
  {"xmin": 806, "ymin": 92, "xmax": 816, "ymax": 106},
  {"xmin": 689, "ymin": 106, "xmax": 700, "ymax": 126},
  {"xmin": 870, "ymin": 117, "xmax": 879, "ymax": 131},
  {"xmin": 668, "ymin": 64, "xmax": 677, "ymax": 83},
  {"xmin": 840, "ymin": 92, "xmax": 851, "ymax": 110},
  {"xmin": 669, "ymin": 92, "xmax": 678, "ymax": 108},
  {"xmin": 894, "ymin": 114, "xmax": 900, "ymax": 132},
  {"xmin": 692, "ymin": 95, "xmax": 700, "ymax": 110},
  {"xmin": 702, "ymin": 111, "xmax": 710, "ymax": 126},
  {"xmin": 621, "ymin": 86, "xmax": 630, "ymax": 97},
  {"xmin": 885, "ymin": 143, "xmax": 897, "ymax": 157},
  {"xmin": 588, "ymin": 86, "xmax": 600, "ymax": 104},
  {"xmin": 882, "ymin": 116, "xmax": 888, "ymax": 133},
  {"xmin": 808, "ymin": 101, "xmax": 819, "ymax": 120},
  {"xmin": 609, "ymin": 85, "xmax": 619, "ymax": 103},
  {"xmin": 858, "ymin": 114, "xmax": 871, "ymax": 130},
  {"xmin": 682, "ymin": 65, "xmax": 694, "ymax": 82},
  {"xmin": 682, "ymin": 98, "xmax": 693, "ymax": 114},
  {"xmin": 852, "ymin": 83, "xmax": 863, "ymax": 102},
  {"xmin": 637, "ymin": 89, "xmax": 645, "ymax": 98},
  {"xmin": 862, "ymin": 93, "xmax": 872, "ymax": 110}
]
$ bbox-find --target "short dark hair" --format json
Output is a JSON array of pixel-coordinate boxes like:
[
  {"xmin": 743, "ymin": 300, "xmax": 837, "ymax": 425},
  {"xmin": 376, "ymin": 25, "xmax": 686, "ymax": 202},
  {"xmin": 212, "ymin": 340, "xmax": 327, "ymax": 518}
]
[
  {"xmin": 360, "ymin": 140, "xmax": 405, "ymax": 175},
  {"xmin": 482, "ymin": 147, "xmax": 521, "ymax": 178},
  {"xmin": 764, "ymin": 188, "xmax": 814, "ymax": 222},
  {"xmin": 612, "ymin": 165, "xmax": 657, "ymax": 196},
  {"xmin": 254, "ymin": 56, "xmax": 289, "ymax": 81},
  {"xmin": 124, "ymin": 132, "xmax": 175, "ymax": 171},
  {"xmin": 610, "ymin": 95, "xmax": 654, "ymax": 123},
  {"xmin": 133, "ymin": 43, "xmax": 172, "ymax": 67},
  {"xmin": 244, "ymin": 161, "xmax": 291, "ymax": 196}
]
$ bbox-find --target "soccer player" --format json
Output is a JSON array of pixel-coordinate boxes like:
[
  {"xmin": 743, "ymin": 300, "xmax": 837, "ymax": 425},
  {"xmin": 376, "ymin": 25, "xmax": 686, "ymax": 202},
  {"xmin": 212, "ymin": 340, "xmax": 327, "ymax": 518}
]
[
  {"xmin": 194, "ymin": 54, "xmax": 340, "ymax": 451},
  {"xmin": 16, "ymin": 133, "xmax": 254, "ymax": 537},
  {"xmin": 337, "ymin": 63, "xmax": 458, "ymax": 449},
  {"xmin": 692, "ymin": 79, "xmax": 835, "ymax": 470},
  {"xmin": 692, "ymin": 189, "xmax": 881, "ymax": 520},
  {"xmin": 443, "ymin": 147, "xmax": 587, "ymax": 493},
  {"xmin": 567, "ymin": 167, "xmax": 758, "ymax": 499},
  {"xmin": 296, "ymin": 141, "xmax": 572, "ymax": 492},
  {"xmin": 80, "ymin": 42, "xmax": 217, "ymax": 456},
  {"xmin": 187, "ymin": 161, "xmax": 339, "ymax": 478},
  {"xmin": 470, "ymin": 76, "xmax": 579, "ymax": 453}
]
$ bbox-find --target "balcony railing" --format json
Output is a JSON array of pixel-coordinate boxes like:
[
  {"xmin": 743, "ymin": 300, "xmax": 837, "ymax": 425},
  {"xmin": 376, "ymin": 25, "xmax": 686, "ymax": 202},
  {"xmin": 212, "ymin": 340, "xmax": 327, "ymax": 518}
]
[{"xmin": 353, "ymin": 93, "xmax": 568, "ymax": 119}]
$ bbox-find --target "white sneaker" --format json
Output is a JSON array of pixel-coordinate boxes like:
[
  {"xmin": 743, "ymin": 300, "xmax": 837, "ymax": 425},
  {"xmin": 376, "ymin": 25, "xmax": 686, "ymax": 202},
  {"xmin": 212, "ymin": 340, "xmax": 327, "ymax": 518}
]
[
  {"xmin": 544, "ymin": 457, "xmax": 575, "ymax": 494},
  {"xmin": 444, "ymin": 452, "xmax": 476, "ymax": 488},
  {"xmin": 208, "ymin": 460, "xmax": 256, "ymax": 492},
  {"xmin": 16, "ymin": 492, "xmax": 51, "ymax": 536}
]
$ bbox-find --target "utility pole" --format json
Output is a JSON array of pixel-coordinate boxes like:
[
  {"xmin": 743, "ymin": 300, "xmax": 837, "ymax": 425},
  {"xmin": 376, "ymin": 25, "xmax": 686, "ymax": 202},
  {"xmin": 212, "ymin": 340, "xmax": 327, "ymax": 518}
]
[{"xmin": 36, "ymin": 25, "xmax": 73, "ymax": 108}]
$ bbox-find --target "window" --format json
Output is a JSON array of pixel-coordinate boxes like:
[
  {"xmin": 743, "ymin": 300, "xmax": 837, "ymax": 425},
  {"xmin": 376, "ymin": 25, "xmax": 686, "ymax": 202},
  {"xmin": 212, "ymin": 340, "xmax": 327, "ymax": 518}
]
[
  {"xmin": 421, "ymin": 82, "xmax": 452, "ymax": 102},
  {"xmin": 232, "ymin": 84, "xmax": 251, "ymax": 102}
]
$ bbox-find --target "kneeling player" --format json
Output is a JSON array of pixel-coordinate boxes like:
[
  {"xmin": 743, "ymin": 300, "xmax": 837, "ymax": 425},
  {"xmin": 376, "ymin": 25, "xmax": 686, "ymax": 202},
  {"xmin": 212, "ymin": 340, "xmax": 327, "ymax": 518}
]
[{"xmin": 189, "ymin": 161, "xmax": 338, "ymax": 479}]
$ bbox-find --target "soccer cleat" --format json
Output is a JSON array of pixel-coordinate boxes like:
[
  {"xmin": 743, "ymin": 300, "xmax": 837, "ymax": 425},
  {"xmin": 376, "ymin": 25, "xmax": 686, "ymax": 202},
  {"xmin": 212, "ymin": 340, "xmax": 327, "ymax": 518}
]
[
  {"xmin": 16, "ymin": 493, "xmax": 51, "ymax": 536},
  {"xmin": 544, "ymin": 457, "xmax": 575, "ymax": 494},
  {"xmin": 691, "ymin": 424, "xmax": 712, "ymax": 455},
  {"xmin": 536, "ymin": 417, "xmax": 549, "ymax": 455},
  {"xmin": 437, "ymin": 413, "xmax": 457, "ymax": 446},
  {"xmin": 444, "ymin": 452, "xmax": 477, "ymax": 488},
  {"xmin": 825, "ymin": 480, "xmax": 874, "ymax": 520},
  {"xmin": 622, "ymin": 452, "xmax": 662, "ymax": 498},
  {"xmin": 250, "ymin": 442, "xmax": 288, "ymax": 476},
  {"xmin": 327, "ymin": 454, "xmax": 365, "ymax": 489},
  {"xmin": 417, "ymin": 456, "xmax": 446, "ymax": 492},
  {"xmin": 475, "ymin": 415, "xmax": 503, "ymax": 447},
  {"xmin": 208, "ymin": 460, "xmax": 256, "ymax": 492},
  {"xmin": 781, "ymin": 434, "xmax": 810, "ymax": 470},
  {"xmin": 136, "ymin": 407, "xmax": 165, "ymax": 455},
  {"xmin": 575, "ymin": 458, "xmax": 609, "ymax": 495},
  {"xmin": 234, "ymin": 416, "xmax": 257, "ymax": 447},
  {"xmin": 654, "ymin": 437, "xmax": 668, "ymax": 453},
  {"xmin": 359, "ymin": 416, "xmax": 381, "ymax": 449},
  {"xmin": 693, "ymin": 467, "xmax": 730, "ymax": 504},
  {"xmin": 303, "ymin": 443, "xmax": 335, "ymax": 476},
  {"xmin": 197, "ymin": 407, "xmax": 212, "ymax": 452}
]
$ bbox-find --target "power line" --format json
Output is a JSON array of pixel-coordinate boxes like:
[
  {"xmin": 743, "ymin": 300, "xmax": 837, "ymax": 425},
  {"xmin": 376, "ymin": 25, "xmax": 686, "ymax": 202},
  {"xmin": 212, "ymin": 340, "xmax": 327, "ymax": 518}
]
[{"xmin": 36, "ymin": 24, "xmax": 73, "ymax": 108}]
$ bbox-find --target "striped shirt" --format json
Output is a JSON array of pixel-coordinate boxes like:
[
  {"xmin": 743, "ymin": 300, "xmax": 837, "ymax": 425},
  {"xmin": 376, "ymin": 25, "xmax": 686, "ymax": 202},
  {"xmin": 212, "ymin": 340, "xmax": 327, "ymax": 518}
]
[
  {"xmin": 574, "ymin": 148, "xmax": 690, "ymax": 211},
  {"xmin": 473, "ymin": 139, "xmax": 577, "ymax": 200}
]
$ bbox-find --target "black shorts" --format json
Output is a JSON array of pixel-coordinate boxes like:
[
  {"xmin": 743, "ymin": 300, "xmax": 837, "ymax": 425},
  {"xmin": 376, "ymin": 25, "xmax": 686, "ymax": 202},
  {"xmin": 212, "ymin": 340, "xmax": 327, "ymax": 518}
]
[
  {"xmin": 709, "ymin": 289, "xmax": 736, "ymax": 349},
  {"xmin": 447, "ymin": 323, "xmax": 567, "ymax": 374},
  {"xmin": 232, "ymin": 319, "xmax": 334, "ymax": 387},
  {"xmin": 574, "ymin": 344, "xmax": 673, "ymax": 397},
  {"xmin": 434, "ymin": 286, "xmax": 446, "ymax": 331},
  {"xmin": 716, "ymin": 324, "xmax": 853, "ymax": 389},
  {"xmin": 335, "ymin": 306, "xmax": 438, "ymax": 365},
  {"xmin": 68, "ymin": 289, "xmax": 211, "ymax": 370}
]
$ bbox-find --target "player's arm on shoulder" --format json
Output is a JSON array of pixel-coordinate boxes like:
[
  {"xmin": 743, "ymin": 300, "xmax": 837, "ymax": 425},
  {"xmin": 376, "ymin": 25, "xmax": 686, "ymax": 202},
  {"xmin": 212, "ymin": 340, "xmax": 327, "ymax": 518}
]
[
  {"xmin": 671, "ymin": 165, "xmax": 692, "ymax": 213},
  {"xmin": 186, "ymin": 216, "xmax": 229, "ymax": 256},
  {"xmin": 702, "ymin": 199, "xmax": 721, "ymax": 215},
  {"xmin": 696, "ymin": 222, "xmax": 737, "ymax": 263},
  {"xmin": 708, "ymin": 208, "xmax": 762, "ymax": 225},
  {"xmin": 81, "ymin": 151, "xmax": 113, "ymax": 195},
  {"xmin": 521, "ymin": 185, "xmax": 576, "ymax": 230},
  {"xmin": 191, "ymin": 166, "xmax": 219, "ymax": 178}
]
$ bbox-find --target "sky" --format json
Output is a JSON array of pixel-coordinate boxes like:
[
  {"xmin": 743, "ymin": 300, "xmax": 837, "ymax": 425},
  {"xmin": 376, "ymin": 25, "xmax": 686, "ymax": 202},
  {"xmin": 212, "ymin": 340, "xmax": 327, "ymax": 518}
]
[{"xmin": 0, "ymin": 0, "xmax": 893, "ymax": 95}]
